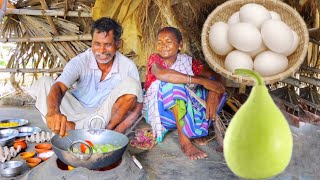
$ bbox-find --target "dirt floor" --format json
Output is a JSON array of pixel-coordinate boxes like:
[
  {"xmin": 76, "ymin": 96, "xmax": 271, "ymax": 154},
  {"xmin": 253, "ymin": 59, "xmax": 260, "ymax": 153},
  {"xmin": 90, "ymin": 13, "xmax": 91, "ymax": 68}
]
[{"xmin": 0, "ymin": 105, "xmax": 320, "ymax": 179}]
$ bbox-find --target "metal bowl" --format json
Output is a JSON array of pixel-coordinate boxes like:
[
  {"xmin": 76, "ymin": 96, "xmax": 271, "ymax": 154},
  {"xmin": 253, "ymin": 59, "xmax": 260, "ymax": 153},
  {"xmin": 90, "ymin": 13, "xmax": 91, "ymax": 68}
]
[
  {"xmin": 0, "ymin": 118, "xmax": 29, "ymax": 129},
  {"xmin": 16, "ymin": 126, "xmax": 42, "ymax": 137},
  {"xmin": 0, "ymin": 129, "xmax": 19, "ymax": 147},
  {"xmin": 0, "ymin": 161, "xmax": 23, "ymax": 177}
]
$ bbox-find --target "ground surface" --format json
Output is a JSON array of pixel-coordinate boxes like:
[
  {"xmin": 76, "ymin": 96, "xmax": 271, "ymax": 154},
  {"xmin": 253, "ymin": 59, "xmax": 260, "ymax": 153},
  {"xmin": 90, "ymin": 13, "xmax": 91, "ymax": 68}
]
[{"xmin": 0, "ymin": 105, "xmax": 320, "ymax": 180}]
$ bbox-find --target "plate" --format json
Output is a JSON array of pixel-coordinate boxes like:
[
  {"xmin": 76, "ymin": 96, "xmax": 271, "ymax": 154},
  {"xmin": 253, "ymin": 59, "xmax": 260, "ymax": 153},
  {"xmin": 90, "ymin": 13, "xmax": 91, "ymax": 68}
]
[
  {"xmin": 0, "ymin": 129, "xmax": 19, "ymax": 146},
  {"xmin": 16, "ymin": 126, "xmax": 42, "ymax": 137},
  {"xmin": 0, "ymin": 118, "xmax": 29, "ymax": 129}
]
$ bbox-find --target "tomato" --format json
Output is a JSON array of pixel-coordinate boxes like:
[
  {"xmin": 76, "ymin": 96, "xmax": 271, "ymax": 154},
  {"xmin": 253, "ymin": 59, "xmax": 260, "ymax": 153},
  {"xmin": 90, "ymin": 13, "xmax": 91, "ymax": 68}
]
[{"xmin": 80, "ymin": 140, "xmax": 94, "ymax": 153}]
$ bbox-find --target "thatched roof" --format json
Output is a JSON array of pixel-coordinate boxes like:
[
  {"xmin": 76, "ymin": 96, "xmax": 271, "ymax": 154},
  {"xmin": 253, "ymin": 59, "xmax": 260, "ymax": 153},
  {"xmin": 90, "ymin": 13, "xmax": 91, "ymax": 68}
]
[{"xmin": 0, "ymin": 0, "xmax": 319, "ymax": 89}]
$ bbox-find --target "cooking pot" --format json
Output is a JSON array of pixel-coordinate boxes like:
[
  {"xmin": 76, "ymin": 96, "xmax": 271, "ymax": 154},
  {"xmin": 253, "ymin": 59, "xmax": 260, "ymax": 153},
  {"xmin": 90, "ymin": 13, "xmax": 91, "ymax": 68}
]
[{"xmin": 51, "ymin": 116, "xmax": 129, "ymax": 169}]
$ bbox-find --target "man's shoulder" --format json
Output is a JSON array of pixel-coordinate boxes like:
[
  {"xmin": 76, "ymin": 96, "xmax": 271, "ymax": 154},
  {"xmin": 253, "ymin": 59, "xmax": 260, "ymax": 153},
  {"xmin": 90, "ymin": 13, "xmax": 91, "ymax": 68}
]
[
  {"xmin": 116, "ymin": 52, "xmax": 136, "ymax": 67},
  {"xmin": 68, "ymin": 49, "xmax": 92, "ymax": 66}
]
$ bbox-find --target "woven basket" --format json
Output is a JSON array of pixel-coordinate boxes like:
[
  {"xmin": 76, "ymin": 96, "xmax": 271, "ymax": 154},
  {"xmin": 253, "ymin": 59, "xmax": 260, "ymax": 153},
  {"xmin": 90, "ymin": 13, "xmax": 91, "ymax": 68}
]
[{"xmin": 201, "ymin": 0, "xmax": 309, "ymax": 85}]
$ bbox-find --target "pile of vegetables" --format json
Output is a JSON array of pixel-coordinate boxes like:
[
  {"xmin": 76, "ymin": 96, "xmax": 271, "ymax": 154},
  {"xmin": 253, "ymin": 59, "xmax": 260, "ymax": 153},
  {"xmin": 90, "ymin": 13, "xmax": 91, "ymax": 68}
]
[
  {"xmin": 209, "ymin": 3, "xmax": 299, "ymax": 77},
  {"xmin": 71, "ymin": 140, "xmax": 121, "ymax": 154}
]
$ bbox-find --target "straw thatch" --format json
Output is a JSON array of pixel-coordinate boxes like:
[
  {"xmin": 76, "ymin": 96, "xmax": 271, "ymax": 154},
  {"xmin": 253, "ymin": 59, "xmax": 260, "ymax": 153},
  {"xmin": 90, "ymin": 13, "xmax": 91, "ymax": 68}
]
[{"xmin": 0, "ymin": 0, "xmax": 319, "ymax": 90}]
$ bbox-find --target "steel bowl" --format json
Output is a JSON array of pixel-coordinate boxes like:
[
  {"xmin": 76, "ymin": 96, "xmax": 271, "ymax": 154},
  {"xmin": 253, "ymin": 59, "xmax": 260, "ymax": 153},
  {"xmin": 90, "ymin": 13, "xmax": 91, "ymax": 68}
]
[
  {"xmin": 16, "ymin": 126, "xmax": 42, "ymax": 137},
  {"xmin": 0, "ymin": 161, "xmax": 23, "ymax": 177},
  {"xmin": 0, "ymin": 129, "xmax": 19, "ymax": 147}
]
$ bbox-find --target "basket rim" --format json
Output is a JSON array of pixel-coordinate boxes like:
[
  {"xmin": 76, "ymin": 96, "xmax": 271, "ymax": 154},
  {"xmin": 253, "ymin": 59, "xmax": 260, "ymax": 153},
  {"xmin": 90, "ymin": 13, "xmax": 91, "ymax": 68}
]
[{"xmin": 201, "ymin": 0, "xmax": 309, "ymax": 85}]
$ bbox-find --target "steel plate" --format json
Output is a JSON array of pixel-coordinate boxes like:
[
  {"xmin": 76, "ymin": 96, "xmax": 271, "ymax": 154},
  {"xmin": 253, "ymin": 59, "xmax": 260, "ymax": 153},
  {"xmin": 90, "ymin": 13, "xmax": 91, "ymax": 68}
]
[
  {"xmin": 0, "ymin": 118, "xmax": 29, "ymax": 129},
  {"xmin": 0, "ymin": 129, "xmax": 19, "ymax": 142}
]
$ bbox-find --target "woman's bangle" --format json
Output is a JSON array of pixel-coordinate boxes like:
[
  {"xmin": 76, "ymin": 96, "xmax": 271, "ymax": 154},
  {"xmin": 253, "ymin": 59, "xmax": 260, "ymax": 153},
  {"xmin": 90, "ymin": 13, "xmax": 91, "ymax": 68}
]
[{"xmin": 187, "ymin": 75, "xmax": 192, "ymax": 85}]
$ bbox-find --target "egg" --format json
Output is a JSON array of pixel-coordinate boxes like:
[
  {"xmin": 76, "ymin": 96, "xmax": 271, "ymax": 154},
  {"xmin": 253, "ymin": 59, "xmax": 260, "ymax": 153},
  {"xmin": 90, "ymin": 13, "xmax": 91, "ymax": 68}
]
[
  {"xmin": 254, "ymin": 51, "xmax": 288, "ymax": 77},
  {"xmin": 239, "ymin": 3, "xmax": 271, "ymax": 29},
  {"xmin": 270, "ymin": 11, "xmax": 281, "ymax": 20},
  {"xmin": 261, "ymin": 19, "xmax": 293, "ymax": 54},
  {"xmin": 225, "ymin": 50, "xmax": 253, "ymax": 72},
  {"xmin": 248, "ymin": 42, "xmax": 268, "ymax": 58},
  {"xmin": 208, "ymin": 22, "xmax": 233, "ymax": 56},
  {"xmin": 228, "ymin": 12, "xmax": 240, "ymax": 25},
  {"xmin": 282, "ymin": 30, "xmax": 299, "ymax": 56},
  {"xmin": 228, "ymin": 23, "xmax": 262, "ymax": 52}
]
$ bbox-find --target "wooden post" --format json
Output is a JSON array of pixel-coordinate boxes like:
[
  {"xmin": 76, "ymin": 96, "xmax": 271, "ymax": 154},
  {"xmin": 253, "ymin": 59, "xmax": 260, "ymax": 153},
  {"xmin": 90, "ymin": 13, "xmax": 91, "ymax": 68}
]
[
  {"xmin": 0, "ymin": 34, "xmax": 92, "ymax": 42},
  {"xmin": 5, "ymin": 8, "xmax": 92, "ymax": 17}
]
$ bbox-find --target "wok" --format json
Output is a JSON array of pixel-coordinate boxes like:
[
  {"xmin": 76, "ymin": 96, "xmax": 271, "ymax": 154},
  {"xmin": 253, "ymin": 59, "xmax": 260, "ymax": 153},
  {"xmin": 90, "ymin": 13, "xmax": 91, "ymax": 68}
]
[{"xmin": 51, "ymin": 128, "xmax": 128, "ymax": 170}]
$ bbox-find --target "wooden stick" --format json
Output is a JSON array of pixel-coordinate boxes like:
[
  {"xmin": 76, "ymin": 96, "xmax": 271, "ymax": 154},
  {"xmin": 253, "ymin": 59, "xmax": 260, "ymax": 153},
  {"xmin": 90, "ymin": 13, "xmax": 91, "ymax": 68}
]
[
  {"xmin": 301, "ymin": 66, "xmax": 320, "ymax": 74},
  {"xmin": 300, "ymin": 75, "xmax": 320, "ymax": 86},
  {"xmin": 0, "ymin": 34, "xmax": 91, "ymax": 42},
  {"xmin": 5, "ymin": 8, "xmax": 91, "ymax": 17},
  {"xmin": 0, "ymin": 67, "xmax": 63, "ymax": 73},
  {"xmin": 281, "ymin": 77, "xmax": 300, "ymax": 87}
]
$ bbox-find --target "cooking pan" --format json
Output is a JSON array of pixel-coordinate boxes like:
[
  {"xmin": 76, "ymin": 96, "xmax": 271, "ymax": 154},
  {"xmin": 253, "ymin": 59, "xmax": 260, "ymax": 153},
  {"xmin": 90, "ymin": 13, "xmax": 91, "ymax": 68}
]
[{"xmin": 51, "ymin": 116, "xmax": 129, "ymax": 170}]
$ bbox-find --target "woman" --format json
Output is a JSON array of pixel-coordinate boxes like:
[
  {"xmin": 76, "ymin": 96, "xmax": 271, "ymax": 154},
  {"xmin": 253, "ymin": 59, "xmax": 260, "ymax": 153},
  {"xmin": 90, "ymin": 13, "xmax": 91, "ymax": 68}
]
[{"xmin": 143, "ymin": 27, "xmax": 225, "ymax": 160}]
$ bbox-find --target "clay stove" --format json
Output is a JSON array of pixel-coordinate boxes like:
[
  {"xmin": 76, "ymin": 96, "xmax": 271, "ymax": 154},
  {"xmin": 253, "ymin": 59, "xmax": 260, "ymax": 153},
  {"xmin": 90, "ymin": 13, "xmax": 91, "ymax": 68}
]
[{"xmin": 21, "ymin": 152, "xmax": 147, "ymax": 180}]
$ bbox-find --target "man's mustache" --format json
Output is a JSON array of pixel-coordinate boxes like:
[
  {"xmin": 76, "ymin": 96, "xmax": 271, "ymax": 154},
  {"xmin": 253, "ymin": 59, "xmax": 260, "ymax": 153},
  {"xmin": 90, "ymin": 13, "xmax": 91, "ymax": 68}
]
[{"xmin": 95, "ymin": 53, "xmax": 112, "ymax": 58}]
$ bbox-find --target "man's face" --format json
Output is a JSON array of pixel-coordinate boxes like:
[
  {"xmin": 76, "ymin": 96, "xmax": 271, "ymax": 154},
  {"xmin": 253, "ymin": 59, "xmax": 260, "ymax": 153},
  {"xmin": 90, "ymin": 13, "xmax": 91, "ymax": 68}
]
[{"xmin": 91, "ymin": 30, "xmax": 118, "ymax": 64}]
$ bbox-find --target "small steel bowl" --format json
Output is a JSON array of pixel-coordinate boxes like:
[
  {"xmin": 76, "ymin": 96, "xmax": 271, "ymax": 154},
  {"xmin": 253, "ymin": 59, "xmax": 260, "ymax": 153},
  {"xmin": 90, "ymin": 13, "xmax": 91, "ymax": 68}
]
[
  {"xmin": 0, "ymin": 161, "xmax": 23, "ymax": 177},
  {"xmin": 0, "ymin": 129, "xmax": 19, "ymax": 147}
]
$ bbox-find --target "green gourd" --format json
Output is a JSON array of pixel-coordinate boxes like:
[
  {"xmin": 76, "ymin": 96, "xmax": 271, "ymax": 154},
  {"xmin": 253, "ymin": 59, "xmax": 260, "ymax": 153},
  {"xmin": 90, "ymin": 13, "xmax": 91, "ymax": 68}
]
[{"xmin": 224, "ymin": 69, "xmax": 293, "ymax": 179}]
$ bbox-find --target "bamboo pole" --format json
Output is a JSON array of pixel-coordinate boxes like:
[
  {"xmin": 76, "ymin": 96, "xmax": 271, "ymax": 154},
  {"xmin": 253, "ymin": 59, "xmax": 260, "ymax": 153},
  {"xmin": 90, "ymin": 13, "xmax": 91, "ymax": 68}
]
[
  {"xmin": 0, "ymin": 34, "xmax": 91, "ymax": 42},
  {"xmin": 5, "ymin": 8, "xmax": 92, "ymax": 17},
  {"xmin": 0, "ymin": 67, "xmax": 63, "ymax": 73},
  {"xmin": 301, "ymin": 66, "xmax": 320, "ymax": 73},
  {"xmin": 281, "ymin": 77, "xmax": 300, "ymax": 87},
  {"xmin": 300, "ymin": 75, "xmax": 320, "ymax": 86},
  {"xmin": 39, "ymin": 0, "xmax": 76, "ymax": 58}
]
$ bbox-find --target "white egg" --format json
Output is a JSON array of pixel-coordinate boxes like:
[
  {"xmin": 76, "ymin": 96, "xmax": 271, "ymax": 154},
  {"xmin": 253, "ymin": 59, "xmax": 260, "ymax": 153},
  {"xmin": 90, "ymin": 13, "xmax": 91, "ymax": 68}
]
[
  {"xmin": 270, "ymin": 11, "xmax": 281, "ymax": 20},
  {"xmin": 225, "ymin": 50, "xmax": 253, "ymax": 72},
  {"xmin": 282, "ymin": 30, "xmax": 299, "ymax": 56},
  {"xmin": 228, "ymin": 12, "xmax": 240, "ymax": 25},
  {"xmin": 208, "ymin": 22, "xmax": 233, "ymax": 56},
  {"xmin": 239, "ymin": 3, "xmax": 271, "ymax": 29},
  {"xmin": 228, "ymin": 23, "xmax": 262, "ymax": 52},
  {"xmin": 261, "ymin": 19, "xmax": 293, "ymax": 54},
  {"xmin": 248, "ymin": 42, "xmax": 268, "ymax": 58},
  {"xmin": 254, "ymin": 51, "xmax": 288, "ymax": 77}
]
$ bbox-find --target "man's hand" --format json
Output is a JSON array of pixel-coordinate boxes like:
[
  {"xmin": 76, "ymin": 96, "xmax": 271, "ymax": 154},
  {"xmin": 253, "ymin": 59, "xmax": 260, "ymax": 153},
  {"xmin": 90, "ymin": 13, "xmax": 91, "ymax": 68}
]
[
  {"xmin": 202, "ymin": 79, "xmax": 225, "ymax": 95},
  {"xmin": 46, "ymin": 111, "xmax": 67, "ymax": 137},
  {"xmin": 206, "ymin": 91, "xmax": 220, "ymax": 121}
]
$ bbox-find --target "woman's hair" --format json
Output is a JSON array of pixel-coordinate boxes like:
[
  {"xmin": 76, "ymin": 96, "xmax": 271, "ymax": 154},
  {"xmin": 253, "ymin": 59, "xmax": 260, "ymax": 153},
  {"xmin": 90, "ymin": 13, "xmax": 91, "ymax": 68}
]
[
  {"xmin": 90, "ymin": 17, "xmax": 122, "ymax": 42},
  {"xmin": 158, "ymin": 27, "xmax": 182, "ymax": 43}
]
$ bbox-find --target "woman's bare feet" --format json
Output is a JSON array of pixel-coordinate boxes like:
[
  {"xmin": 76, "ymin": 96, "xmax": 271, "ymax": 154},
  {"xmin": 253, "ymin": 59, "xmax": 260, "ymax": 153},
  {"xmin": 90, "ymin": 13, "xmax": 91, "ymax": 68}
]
[
  {"xmin": 178, "ymin": 131, "xmax": 207, "ymax": 160},
  {"xmin": 193, "ymin": 137, "xmax": 210, "ymax": 145}
]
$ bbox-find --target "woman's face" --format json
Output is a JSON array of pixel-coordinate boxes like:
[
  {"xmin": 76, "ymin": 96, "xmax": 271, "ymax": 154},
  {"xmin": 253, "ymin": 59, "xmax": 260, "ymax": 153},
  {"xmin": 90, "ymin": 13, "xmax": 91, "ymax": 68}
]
[{"xmin": 156, "ymin": 31, "xmax": 182, "ymax": 60}]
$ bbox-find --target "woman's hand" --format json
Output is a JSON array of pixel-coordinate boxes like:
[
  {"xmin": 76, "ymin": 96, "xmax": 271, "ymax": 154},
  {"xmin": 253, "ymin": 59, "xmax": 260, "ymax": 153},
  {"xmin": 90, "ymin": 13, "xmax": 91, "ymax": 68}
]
[
  {"xmin": 206, "ymin": 91, "xmax": 220, "ymax": 121},
  {"xmin": 202, "ymin": 79, "xmax": 225, "ymax": 95}
]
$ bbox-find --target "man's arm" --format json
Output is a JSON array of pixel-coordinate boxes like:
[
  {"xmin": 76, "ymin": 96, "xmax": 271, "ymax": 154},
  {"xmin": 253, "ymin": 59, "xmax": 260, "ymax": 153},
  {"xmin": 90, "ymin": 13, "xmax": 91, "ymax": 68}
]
[
  {"xmin": 46, "ymin": 82, "xmax": 69, "ymax": 136},
  {"xmin": 114, "ymin": 102, "xmax": 143, "ymax": 133}
]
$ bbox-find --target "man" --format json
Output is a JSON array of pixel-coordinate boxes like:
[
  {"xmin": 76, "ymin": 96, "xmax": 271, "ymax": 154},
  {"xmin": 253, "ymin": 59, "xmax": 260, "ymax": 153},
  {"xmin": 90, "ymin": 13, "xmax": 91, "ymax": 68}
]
[{"xmin": 28, "ymin": 17, "xmax": 143, "ymax": 137}]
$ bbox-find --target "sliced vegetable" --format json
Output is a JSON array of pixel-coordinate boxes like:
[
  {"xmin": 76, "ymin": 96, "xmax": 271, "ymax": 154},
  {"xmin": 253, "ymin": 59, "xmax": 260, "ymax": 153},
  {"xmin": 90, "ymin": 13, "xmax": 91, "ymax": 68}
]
[{"xmin": 80, "ymin": 140, "xmax": 93, "ymax": 153}]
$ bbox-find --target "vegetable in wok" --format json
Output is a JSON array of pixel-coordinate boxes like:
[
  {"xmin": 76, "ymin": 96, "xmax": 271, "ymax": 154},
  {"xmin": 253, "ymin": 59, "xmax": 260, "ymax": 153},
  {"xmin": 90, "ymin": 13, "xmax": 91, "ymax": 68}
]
[{"xmin": 71, "ymin": 140, "xmax": 121, "ymax": 154}]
